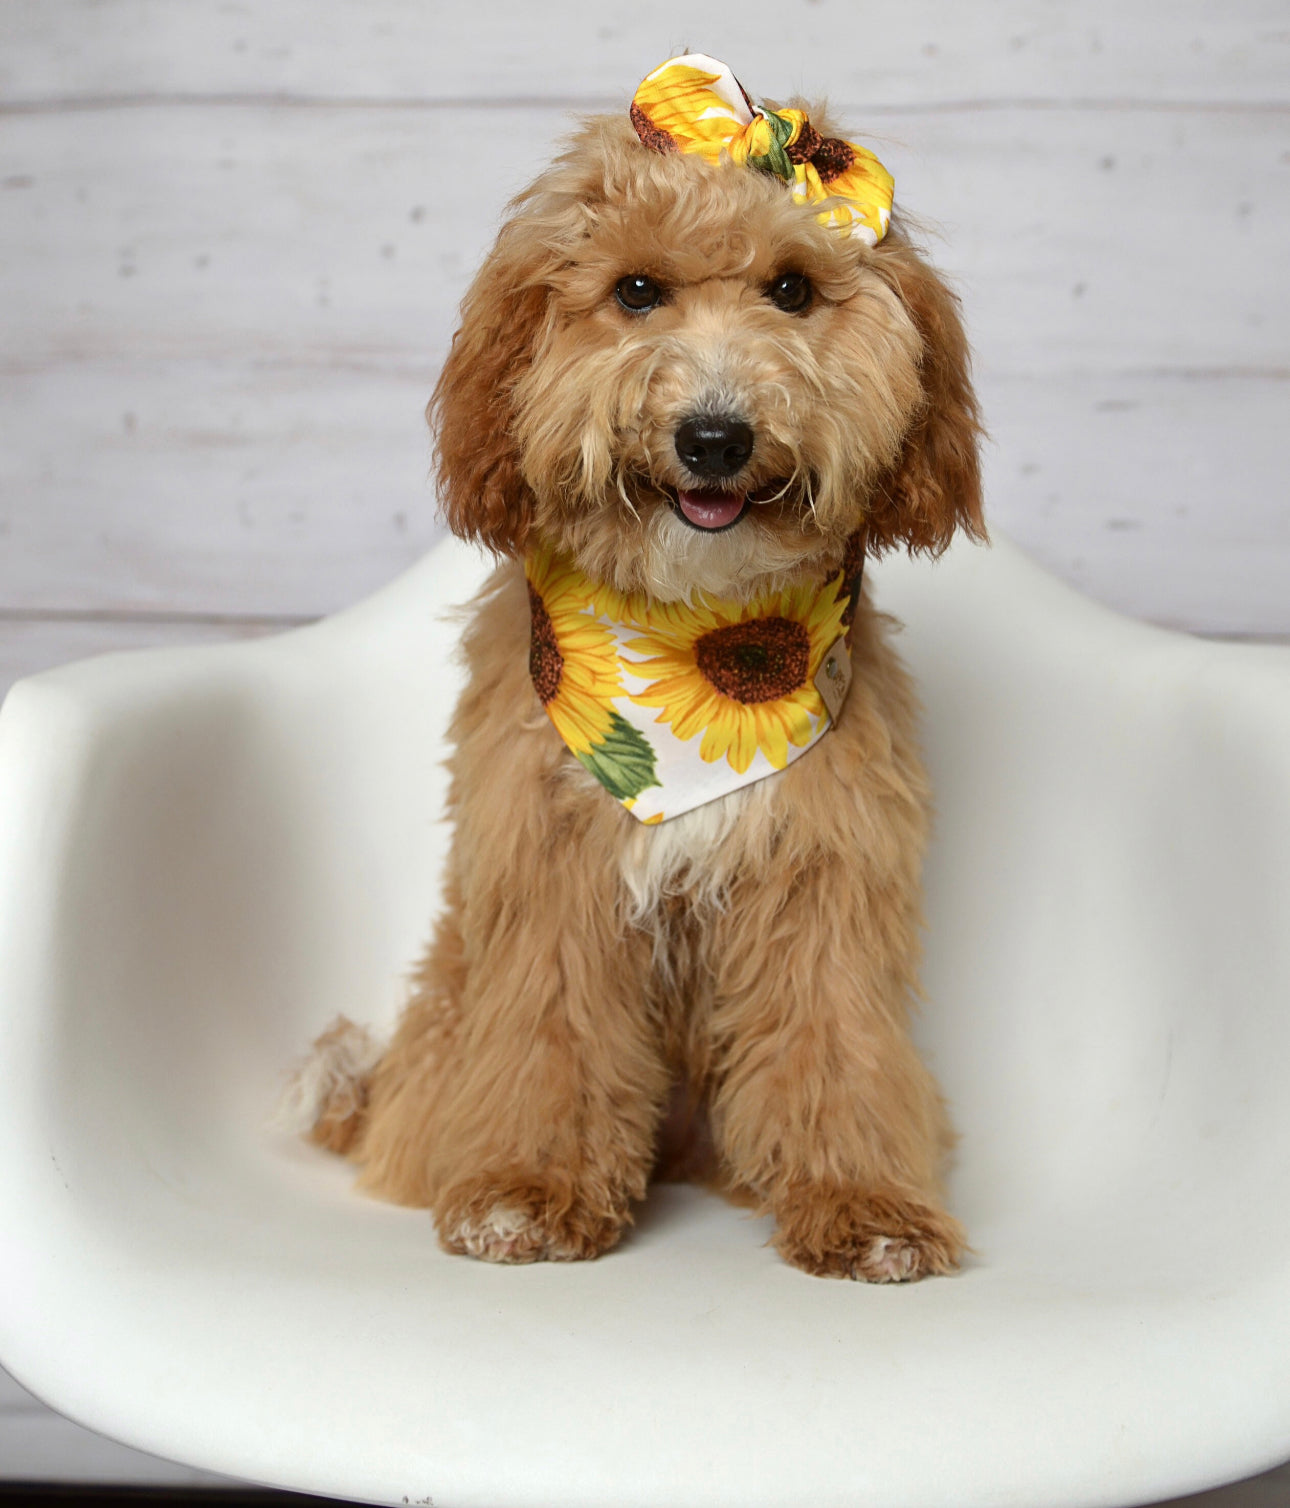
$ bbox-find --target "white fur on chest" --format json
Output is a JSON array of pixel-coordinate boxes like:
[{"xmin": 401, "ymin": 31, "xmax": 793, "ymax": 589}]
[{"xmin": 618, "ymin": 779, "xmax": 768, "ymax": 920}]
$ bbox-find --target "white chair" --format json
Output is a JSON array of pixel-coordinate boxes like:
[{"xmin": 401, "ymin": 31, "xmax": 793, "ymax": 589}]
[{"xmin": 1, "ymin": 533, "xmax": 1288, "ymax": 1508}]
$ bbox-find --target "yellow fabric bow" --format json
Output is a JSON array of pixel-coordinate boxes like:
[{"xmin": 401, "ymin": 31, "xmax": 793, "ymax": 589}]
[{"xmin": 630, "ymin": 54, "xmax": 894, "ymax": 245}]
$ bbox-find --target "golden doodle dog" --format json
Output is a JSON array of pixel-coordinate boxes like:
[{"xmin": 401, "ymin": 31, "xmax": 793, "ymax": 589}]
[{"xmin": 283, "ymin": 55, "xmax": 985, "ymax": 1281}]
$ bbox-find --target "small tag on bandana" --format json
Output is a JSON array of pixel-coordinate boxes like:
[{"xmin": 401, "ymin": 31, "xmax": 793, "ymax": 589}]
[{"xmin": 813, "ymin": 635, "xmax": 852, "ymax": 725}]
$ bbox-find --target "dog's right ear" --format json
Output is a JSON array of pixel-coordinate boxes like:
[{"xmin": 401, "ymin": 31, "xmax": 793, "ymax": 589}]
[{"xmin": 429, "ymin": 229, "xmax": 550, "ymax": 556}]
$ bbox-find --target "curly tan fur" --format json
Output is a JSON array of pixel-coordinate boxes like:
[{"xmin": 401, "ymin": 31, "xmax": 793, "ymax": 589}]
[{"xmin": 295, "ymin": 108, "xmax": 984, "ymax": 1280}]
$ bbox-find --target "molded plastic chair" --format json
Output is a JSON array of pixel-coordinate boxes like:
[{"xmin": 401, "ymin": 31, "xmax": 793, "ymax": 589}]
[{"xmin": 1, "ymin": 534, "xmax": 1288, "ymax": 1508}]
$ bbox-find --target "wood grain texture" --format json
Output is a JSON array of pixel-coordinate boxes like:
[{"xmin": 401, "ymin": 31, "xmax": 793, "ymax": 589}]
[
  {"xmin": 981, "ymin": 372, "xmax": 1290, "ymax": 632},
  {"xmin": 2, "ymin": 96, "xmax": 1286, "ymax": 629},
  {"xmin": 3, "ymin": 103, "xmax": 1285, "ymax": 374},
  {"xmin": 3, "ymin": 0, "xmax": 1288, "ymax": 108},
  {"xmin": 0, "ymin": 359, "xmax": 441, "ymax": 615},
  {"xmin": 4, "ymin": 360, "xmax": 1286, "ymax": 631}
]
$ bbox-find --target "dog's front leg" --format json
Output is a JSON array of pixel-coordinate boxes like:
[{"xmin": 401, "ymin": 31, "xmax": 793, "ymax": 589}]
[
  {"xmin": 400, "ymin": 819, "xmax": 667, "ymax": 1265},
  {"xmin": 707, "ymin": 859, "xmax": 965, "ymax": 1281}
]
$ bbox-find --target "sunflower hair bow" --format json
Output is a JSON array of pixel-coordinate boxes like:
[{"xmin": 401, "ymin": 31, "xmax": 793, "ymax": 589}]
[{"xmin": 630, "ymin": 53, "xmax": 894, "ymax": 246}]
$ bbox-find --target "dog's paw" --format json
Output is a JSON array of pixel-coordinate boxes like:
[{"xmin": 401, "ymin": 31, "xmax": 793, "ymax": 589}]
[
  {"xmin": 773, "ymin": 1185, "xmax": 965, "ymax": 1283},
  {"xmin": 435, "ymin": 1174, "xmax": 629, "ymax": 1264}
]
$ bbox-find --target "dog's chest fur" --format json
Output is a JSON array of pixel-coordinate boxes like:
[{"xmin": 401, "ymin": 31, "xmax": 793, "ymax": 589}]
[{"xmin": 595, "ymin": 765, "xmax": 767, "ymax": 920}]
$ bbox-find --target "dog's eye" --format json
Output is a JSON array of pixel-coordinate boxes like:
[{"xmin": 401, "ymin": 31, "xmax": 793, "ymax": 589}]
[
  {"xmin": 615, "ymin": 274, "xmax": 663, "ymax": 313},
  {"xmin": 767, "ymin": 272, "xmax": 812, "ymax": 314}
]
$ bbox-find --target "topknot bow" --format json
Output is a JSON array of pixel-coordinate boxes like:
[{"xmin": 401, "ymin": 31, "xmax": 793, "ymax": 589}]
[{"xmin": 630, "ymin": 53, "xmax": 893, "ymax": 245}]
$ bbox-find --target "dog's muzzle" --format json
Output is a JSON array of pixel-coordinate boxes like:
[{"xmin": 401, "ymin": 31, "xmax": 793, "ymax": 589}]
[{"xmin": 671, "ymin": 414, "xmax": 754, "ymax": 530}]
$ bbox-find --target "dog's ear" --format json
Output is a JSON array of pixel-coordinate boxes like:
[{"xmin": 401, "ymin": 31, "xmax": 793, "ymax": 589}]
[
  {"xmin": 868, "ymin": 239, "xmax": 986, "ymax": 555},
  {"xmin": 429, "ymin": 228, "xmax": 551, "ymax": 556}
]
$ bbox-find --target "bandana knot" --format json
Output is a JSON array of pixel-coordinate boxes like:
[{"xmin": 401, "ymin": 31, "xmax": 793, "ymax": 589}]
[{"xmin": 631, "ymin": 54, "xmax": 894, "ymax": 245}]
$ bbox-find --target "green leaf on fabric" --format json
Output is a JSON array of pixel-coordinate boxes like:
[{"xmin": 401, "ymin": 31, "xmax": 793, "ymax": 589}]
[
  {"xmin": 767, "ymin": 111, "xmax": 796, "ymax": 148},
  {"xmin": 748, "ymin": 111, "xmax": 796, "ymax": 182},
  {"xmin": 577, "ymin": 712, "xmax": 660, "ymax": 801}
]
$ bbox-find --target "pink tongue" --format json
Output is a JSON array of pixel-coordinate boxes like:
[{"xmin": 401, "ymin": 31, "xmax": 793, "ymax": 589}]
[{"xmin": 676, "ymin": 489, "xmax": 747, "ymax": 529}]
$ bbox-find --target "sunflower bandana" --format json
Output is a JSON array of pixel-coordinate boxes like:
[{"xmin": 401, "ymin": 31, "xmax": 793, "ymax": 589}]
[
  {"xmin": 525, "ymin": 536, "xmax": 866, "ymax": 823},
  {"xmin": 630, "ymin": 53, "xmax": 894, "ymax": 245}
]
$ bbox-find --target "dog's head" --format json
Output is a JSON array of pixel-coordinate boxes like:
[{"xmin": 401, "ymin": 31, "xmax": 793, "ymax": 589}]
[{"xmin": 431, "ymin": 110, "xmax": 984, "ymax": 601}]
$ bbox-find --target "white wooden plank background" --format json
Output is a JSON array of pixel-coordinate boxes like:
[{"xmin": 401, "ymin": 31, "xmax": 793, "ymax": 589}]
[
  {"xmin": 1, "ymin": 0, "xmax": 1288, "ymax": 1496},
  {"xmin": 1, "ymin": 7, "xmax": 1288, "ymax": 631},
  {"xmin": 3, "ymin": 0, "xmax": 1288, "ymax": 107}
]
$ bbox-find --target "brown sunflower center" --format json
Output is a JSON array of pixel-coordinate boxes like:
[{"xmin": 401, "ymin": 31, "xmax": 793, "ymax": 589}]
[
  {"xmin": 809, "ymin": 135, "xmax": 856, "ymax": 185},
  {"xmin": 528, "ymin": 584, "xmax": 563, "ymax": 705},
  {"xmin": 694, "ymin": 616, "xmax": 811, "ymax": 704}
]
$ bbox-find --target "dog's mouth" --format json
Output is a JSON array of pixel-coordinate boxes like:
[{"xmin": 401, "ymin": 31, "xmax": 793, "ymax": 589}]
[
  {"xmin": 668, "ymin": 481, "xmax": 788, "ymax": 533},
  {"xmin": 672, "ymin": 488, "xmax": 748, "ymax": 531}
]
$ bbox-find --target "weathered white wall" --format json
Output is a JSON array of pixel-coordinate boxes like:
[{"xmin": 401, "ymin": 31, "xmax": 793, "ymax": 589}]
[
  {"xmin": 1, "ymin": 2, "xmax": 1288, "ymax": 1494},
  {"xmin": 2, "ymin": 0, "xmax": 1287, "ymax": 639}
]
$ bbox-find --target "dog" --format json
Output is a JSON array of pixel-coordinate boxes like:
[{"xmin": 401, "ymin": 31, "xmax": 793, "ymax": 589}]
[{"xmin": 281, "ymin": 55, "xmax": 985, "ymax": 1281}]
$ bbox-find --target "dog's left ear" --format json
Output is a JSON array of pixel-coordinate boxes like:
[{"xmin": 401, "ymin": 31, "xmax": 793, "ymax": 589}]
[{"xmin": 868, "ymin": 239, "xmax": 987, "ymax": 555}]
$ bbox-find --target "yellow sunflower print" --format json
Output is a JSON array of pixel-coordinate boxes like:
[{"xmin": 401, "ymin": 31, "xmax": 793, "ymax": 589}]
[
  {"xmin": 630, "ymin": 54, "xmax": 893, "ymax": 245},
  {"xmin": 525, "ymin": 543, "xmax": 661, "ymax": 801},
  {"xmin": 725, "ymin": 105, "xmax": 894, "ymax": 242},
  {"xmin": 584, "ymin": 573, "xmax": 649, "ymax": 629},
  {"xmin": 624, "ymin": 579, "xmax": 850, "ymax": 776},
  {"xmin": 630, "ymin": 58, "xmax": 755, "ymax": 164},
  {"xmin": 524, "ymin": 542, "xmax": 621, "ymax": 757}
]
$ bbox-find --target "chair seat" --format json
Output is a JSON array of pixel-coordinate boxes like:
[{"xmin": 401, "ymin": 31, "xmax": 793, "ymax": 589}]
[{"xmin": 1, "ymin": 533, "xmax": 1288, "ymax": 1508}]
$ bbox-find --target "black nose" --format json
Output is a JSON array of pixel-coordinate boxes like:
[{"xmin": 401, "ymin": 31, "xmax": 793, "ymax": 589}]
[{"xmin": 674, "ymin": 415, "xmax": 754, "ymax": 480}]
